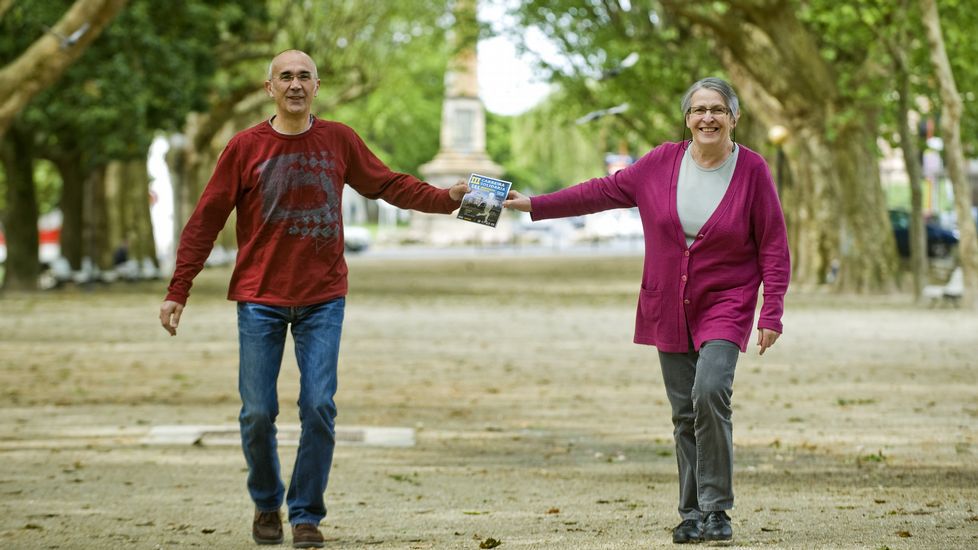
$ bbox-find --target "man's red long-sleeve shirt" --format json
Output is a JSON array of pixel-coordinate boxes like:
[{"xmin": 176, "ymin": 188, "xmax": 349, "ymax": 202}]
[{"xmin": 166, "ymin": 118, "xmax": 460, "ymax": 306}]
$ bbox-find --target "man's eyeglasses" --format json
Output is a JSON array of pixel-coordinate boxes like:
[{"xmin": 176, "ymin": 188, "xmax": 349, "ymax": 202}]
[
  {"xmin": 687, "ymin": 106, "xmax": 730, "ymax": 117},
  {"xmin": 275, "ymin": 72, "xmax": 314, "ymax": 83}
]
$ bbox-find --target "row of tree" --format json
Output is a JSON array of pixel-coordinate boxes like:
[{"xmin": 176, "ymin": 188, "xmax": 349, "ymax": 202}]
[
  {"xmin": 507, "ymin": 0, "xmax": 978, "ymax": 303},
  {"xmin": 0, "ymin": 0, "xmax": 455, "ymax": 290},
  {"xmin": 1, "ymin": 0, "xmax": 976, "ymax": 306},
  {"xmin": 1, "ymin": 0, "xmax": 268, "ymax": 288}
]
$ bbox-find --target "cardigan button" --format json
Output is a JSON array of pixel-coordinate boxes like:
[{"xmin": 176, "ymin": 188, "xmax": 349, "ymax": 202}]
[
  {"xmin": 683, "ymin": 299, "xmax": 690, "ymax": 305},
  {"xmin": 681, "ymin": 275, "xmax": 688, "ymax": 282},
  {"xmin": 697, "ymin": 234, "xmax": 704, "ymax": 239},
  {"xmin": 683, "ymin": 250, "xmax": 690, "ymax": 257}
]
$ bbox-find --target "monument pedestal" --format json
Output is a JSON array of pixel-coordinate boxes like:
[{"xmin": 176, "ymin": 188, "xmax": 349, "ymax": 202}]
[{"xmin": 416, "ymin": 148, "xmax": 511, "ymax": 246}]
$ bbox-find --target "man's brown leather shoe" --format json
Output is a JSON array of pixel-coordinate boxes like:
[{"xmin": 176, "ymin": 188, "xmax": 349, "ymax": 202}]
[
  {"xmin": 252, "ymin": 509, "xmax": 284, "ymax": 545},
  {"xmin": 292, "ymin": 523, "xmax": 325, "ymax": 548}
]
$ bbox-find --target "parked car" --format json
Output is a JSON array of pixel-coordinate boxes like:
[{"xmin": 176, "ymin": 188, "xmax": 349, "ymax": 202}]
[
  {"xmin": 889, "ymin": 209, "xmax": 958, "ymax": 258},
  {"xmin": 343, "ymin": 225, "xmax": 371, "ymax": 253}
]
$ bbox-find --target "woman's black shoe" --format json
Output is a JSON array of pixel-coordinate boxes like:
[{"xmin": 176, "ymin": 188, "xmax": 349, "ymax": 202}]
[
  {"xmin": 672, "ymin": 518, "xmax": 703, "ymax": 544},
  {"xmin": 703, "ymin": 510, "xmax": 733, "ymax": 541}
]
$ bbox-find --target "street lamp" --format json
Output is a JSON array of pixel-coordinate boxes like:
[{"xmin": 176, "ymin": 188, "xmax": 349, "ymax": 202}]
[{"xmin": 767, "ymin": 125, "xmax": 789, "ymax": 194}]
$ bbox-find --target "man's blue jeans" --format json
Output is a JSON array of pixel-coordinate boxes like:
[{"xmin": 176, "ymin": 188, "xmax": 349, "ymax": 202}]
[{"xmin": 236, "ymin": 298, "xmax": 344, "ymax": 526}]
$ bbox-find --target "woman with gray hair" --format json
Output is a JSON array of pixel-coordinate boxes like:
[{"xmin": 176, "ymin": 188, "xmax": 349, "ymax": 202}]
[{"xmin": 504, "ymin": 77, "xmax": 790, "ymax": 544}]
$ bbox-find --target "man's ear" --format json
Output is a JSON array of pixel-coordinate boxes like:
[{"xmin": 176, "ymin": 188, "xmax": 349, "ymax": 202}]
[{"xmin": 264, "ymin": 80, "xmax": 274, "ymax": 98}]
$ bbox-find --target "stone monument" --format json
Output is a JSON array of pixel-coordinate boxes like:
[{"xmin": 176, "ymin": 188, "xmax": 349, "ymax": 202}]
[{"xmin": 412, "ymin": 0, "xmax": 511, "ymax": 245}]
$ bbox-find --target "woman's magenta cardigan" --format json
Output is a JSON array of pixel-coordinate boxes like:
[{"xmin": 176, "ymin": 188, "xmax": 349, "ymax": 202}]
[{"xmin": 530, "ymin": 142, "xmax": 790, "ymax": 353}]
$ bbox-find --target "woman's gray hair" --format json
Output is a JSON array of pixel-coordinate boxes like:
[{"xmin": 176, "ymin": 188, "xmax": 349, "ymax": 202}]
[{"xmin": 680, "ymin": 77, "xmax": 740, "ymax": 117}]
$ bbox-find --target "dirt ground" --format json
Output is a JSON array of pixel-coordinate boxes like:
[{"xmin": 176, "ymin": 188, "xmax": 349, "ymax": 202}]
[{"xmin": 1, "ymin": 253, "xmax": 976, "ymax": 549}]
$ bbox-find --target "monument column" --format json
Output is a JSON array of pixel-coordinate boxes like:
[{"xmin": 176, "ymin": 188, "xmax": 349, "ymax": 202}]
[{"xmin": 413, "ymin": 0, "xmax": 509, "ymax": 245}]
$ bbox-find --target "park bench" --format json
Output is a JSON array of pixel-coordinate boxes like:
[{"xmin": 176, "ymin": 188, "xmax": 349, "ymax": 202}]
[{"xmin": 922, "ymin": 266, "xmax": 963, "ymax": 307}]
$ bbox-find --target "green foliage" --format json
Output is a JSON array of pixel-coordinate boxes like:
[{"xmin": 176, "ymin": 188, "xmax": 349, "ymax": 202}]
[
  {"xmin": 509, "ymin": 0, "xmax": 978, "ymax": 189},
  {"xmin": 497, "ymin": 1, "xmax": 732, "ymax": 191},
  {"xmin": 33, "ymin": 160, "xmax": 62, "ymax": 215},
  {"xmin": 488, "ymin": 94, "xmax": 608, "ymax": 193},
  {"xmin": 1, "ymin": 0, "xmax": 265, "ymax": 167},
  {"xmin": 857, "ymin": 449, "xmax": 887, "ymax": 465},
  {"xmin": 509, "ymin": 1, "xmax": 718, "ymax": 149},
  {"xmin": 933, "ymin": 0, "xmax": 978, "ymax": 154},
  {"xmin": 485, "ymin": 111, "xmax": 513, "ymax": 173},
  {"xmin": 0, "ymin": 2, "xmax": 61, "ymax": 64},
  {"xmin": 451, "ymin": 0, "xmax": 480, "ymax": 53},
  {"xmin": 268, "ymin": 1, "xmax": 453, "ymax": 174},
  {"xmin": 862, "ymin": 0, "xmax": 978, "ymax": 157}
]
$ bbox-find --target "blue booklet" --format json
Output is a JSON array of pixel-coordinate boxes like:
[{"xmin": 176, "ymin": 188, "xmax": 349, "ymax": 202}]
[{"xmin": 456, "ymin": 173, "xmax": 513, "ymax": 228}]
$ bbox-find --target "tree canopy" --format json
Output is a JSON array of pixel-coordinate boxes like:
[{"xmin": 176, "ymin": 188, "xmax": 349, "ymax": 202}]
[
  {"xmin": 0, "ymin": 0, "xmax": 128, "ymax": 140},
  {"xmin": 505, "ymin": 0, "xmax": 976, "ymax": 294},
  {"xmin": 1, "ymin": 0, "xmax": 976, "ymax": 297}
]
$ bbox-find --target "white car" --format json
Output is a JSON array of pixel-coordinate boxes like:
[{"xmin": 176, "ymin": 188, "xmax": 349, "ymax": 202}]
[{"xmin": 344, "ymin": 225, "xmax": 371, "ymax": 253}]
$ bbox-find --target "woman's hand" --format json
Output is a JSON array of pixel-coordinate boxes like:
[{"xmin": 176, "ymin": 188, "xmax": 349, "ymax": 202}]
[
  {"xmin": 756, "ymin": 328, "xmax": 780, "ymax": 355},
  {"xmin": 502, "ymin": 190, "xmax": 532, "ymax": 212}
]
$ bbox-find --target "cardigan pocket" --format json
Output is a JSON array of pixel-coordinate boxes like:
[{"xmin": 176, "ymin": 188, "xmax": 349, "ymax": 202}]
[{"xmin": 636, "ymin": 288, "xmax": 664, "ymax": 343}]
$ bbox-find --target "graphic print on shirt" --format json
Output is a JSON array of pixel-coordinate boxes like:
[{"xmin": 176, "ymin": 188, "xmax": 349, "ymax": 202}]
[{"xmin": 257, "ymin": 151, "xmax": 341, "ymax": 252}]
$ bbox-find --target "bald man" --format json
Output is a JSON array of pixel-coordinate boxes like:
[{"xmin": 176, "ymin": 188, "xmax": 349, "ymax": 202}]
[{"xmin": 160, "ymin": 50, "xmax": 468, "ymax": 548}]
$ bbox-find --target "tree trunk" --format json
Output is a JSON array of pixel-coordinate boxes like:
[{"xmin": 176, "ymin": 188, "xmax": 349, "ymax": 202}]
[
  {"xmin": 920, "ymin": 0, "xmax": 978, "ymax": 307},
  {"xmin": 832, "ymin": 121, "xmax": 899, "ymax": 292},
  {"xmin": 87, "ymin": 164, "xmax": 110, "ymax": 271},
  {"xmin": 166, "ymin": 92, "xmax": 266, "ymax": 257},
  {"xmin": 723, "ymin": 61, "xmax": 841, "ymax": 288},
  {"xmin": 0, "ymin": 0, "xmax": 129, "ymax": 140},
  {"xmin": 167, "ymin": 114, "xmax": 226, "ymax": 258},
  {"xmin": 54, "ymin": 154, "xmax": 85, "ymax": 270},
  {"xmin": 0, "ymin": 0, "xmax": 14, "ymax": 21},
  {"xmin": 0, "ymin": 124, "xmax": 40, "ymax": 291},
  {"xmin": 891, "ymin": 39, "xmax": 928, "ymax": 299},
  {"xmin": 104, "ymin": 160, "xmax": 125, "ymax": 266},
  {"xmin": 783, "ymin": 125, "xmax": 842, "ymax": 288},
  {"xmin": 106, "ymin": 159, "xmax": 157, "ymax": 269},
  {"xmin": 127, "ymin": 159, "xmax": 158, "ymax": 268},
  {"xmin": 663, "ymin": 1, "xmax": 901, "ymax": 292}
]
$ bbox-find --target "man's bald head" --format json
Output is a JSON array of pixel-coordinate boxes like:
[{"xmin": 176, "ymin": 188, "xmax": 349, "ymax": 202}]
[{"xmin": 267, "ymin": 49, "xmax": 318, "ymax": 81}]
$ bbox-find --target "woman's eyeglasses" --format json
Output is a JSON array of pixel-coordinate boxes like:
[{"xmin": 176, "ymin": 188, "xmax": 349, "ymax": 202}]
[{"xmin": 687, "ymin": 106, "xmax": 730, "ymax": 117}]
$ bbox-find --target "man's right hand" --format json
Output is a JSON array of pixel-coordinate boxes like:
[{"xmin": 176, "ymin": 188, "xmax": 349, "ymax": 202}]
[
  {"xmin": 448, "ymin": 178, "xmax": 470, "ymax": 201},
  {"xmin": 160, "ymin": 300, "xmax": 184, "ymax": 336}
]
